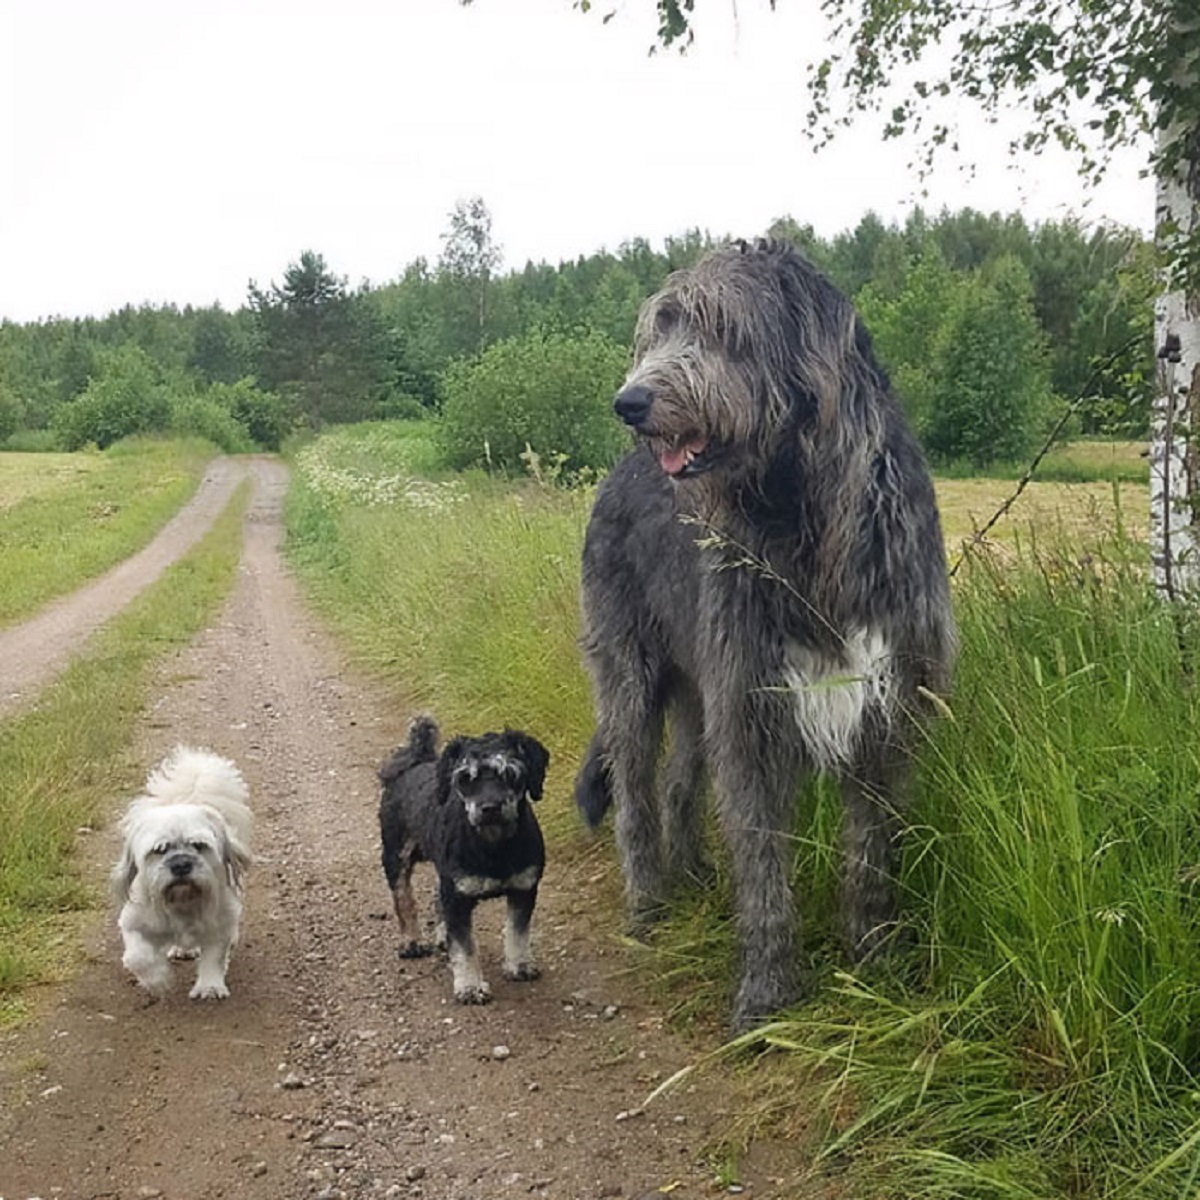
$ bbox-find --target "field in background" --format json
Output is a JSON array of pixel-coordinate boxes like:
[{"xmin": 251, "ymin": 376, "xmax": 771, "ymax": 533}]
[
  {"xmin": 284, "ymin": 422, "xmax": 1198, "ymax": 1200},
  {"xmin": 0, "ymin": 438, "xmax": 213, "ymax": 628}
]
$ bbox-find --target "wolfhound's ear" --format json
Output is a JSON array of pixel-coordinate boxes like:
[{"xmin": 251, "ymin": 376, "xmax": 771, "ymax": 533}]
[
  {"xmin": 110, "ymin": 844, "xmax": 138, "ymax": 905},
  {"xmin": 436, "ymin": 738, "xmax": 466, "ymax": 804},
  {"xmin": 508, "ymin": 733, "xmax": 550, "ymax": 801}
]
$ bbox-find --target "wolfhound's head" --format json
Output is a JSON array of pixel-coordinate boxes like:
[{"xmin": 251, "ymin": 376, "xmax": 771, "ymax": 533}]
[{"xmin": 615, "ymin": 240, "xmax": 887, "ymax": 488}]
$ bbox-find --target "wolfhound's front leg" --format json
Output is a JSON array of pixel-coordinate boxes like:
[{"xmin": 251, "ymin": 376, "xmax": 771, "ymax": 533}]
[
  {"xmin": 601, "ymin": 696, "xmax": 667, "ymax": 934},
  {"xmin": 660, "ymin": 685, "xmax": 710, "ymax": 888},
  {"xmin": 840, "ymin": 749, "xmax": 909, "ymax": 962},
  {"xmin": 711, "ymin": 748, "xmax": 803, "ymax": 1031}
]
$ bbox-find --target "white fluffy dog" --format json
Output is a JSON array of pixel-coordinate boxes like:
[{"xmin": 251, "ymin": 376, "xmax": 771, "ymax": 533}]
[{"xmin": 111, "ymin": 746, "xmax": 253, "ymax": 1000}]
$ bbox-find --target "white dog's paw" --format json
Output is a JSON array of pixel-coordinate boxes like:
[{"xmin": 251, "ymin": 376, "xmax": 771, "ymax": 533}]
[
  {"xmin": 168, "ymin": 945, "xmax": 200, "ymax": 961},
  {"xmin": 126, "ymin": 958, "xmax": 171, "ymax": 996},
  {"xmin": 453, "ymin": 981, "xmax": 492, "ymax": 1005},
  {"xmin": 189, "ymin": 979, "xmax": 230, "ymax": 1000}
]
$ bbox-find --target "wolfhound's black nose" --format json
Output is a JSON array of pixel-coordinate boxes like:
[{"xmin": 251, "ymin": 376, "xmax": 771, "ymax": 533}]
[{"xmin": 614, "ymin": 385, "xmax": 653, "ymax": 427}]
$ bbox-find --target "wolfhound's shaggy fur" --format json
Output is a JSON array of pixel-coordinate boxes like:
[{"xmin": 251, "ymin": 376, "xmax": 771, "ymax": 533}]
[{"xmin": 575, "ymin": 240, "xmax": 956, "ymax": 1029}]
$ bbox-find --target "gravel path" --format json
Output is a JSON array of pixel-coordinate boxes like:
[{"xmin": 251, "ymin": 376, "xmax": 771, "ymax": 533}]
[{"xmin": 0, "ymin": 458, "xmax": 803, "ymax": 1200}]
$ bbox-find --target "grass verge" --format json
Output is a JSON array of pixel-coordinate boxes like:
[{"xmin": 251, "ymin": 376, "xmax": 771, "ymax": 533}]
[
  {"xmin": 285, "ymin": 423, "xmax": 1197, "ymax": 1198},
  {"xmin": 0, "ymin": 437, "xmax": 213, "ymax": 628},
  {"xmin": 0, "ymin": 481, "xmax": 248, "ymax": 1025}
]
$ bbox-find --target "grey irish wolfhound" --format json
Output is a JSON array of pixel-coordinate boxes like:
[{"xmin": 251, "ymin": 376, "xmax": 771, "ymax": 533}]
[{"xmin": 574, "ymin": 240, "xmax": 956, "ymax": 1029}]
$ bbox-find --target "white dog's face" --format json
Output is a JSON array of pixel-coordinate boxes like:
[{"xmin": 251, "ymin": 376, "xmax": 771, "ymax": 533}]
[{"xmin": 116, "ymin": 803, "xmax": 236, "ymax": 908}]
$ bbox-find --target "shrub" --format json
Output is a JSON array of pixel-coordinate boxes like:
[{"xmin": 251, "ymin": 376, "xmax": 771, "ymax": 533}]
[
  {"xmin": 51, "ymin": 347, "xmax": 171, "ymax": 450},
  {"xmin": 379, "ymin": 392, "xmax": 429, "ymax": 421},
  {"xmin": 170, "ymin": 396, "xmax": 253, "ymax": 453},
  {"xmin": 437, "ymin": 329, "xmax": 630, "ymax": 475},
  {"xmin": 925, "ymin": 256, "xmax": 1055, "ymax": 468},
  {"xmin": 204, "ymin": 378, "xmax": 290, "ymax": 450},
  {"xmin": 3, "ymin": 428, "xmax": 59, "ymax": 453},
  {"xmin": 0, "ymin": 382, "xmax": 23, "ymax": 443}
]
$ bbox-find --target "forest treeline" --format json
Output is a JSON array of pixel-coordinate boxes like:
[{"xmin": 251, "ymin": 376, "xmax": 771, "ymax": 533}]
[{"xmin": 0, "ymin": 201, "xmax": 1154, "ymax": 468}]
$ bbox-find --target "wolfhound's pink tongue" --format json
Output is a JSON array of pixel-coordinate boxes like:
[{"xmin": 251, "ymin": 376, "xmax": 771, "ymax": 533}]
[{"xmin": 659, "ymin": 437, "xmax": 707, "ymax": 476}]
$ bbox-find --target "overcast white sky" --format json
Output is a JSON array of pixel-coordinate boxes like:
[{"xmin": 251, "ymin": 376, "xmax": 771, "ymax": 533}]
[{"xmin": 1, "ymin": 0, "xmax": 1154, "ymax": 323}]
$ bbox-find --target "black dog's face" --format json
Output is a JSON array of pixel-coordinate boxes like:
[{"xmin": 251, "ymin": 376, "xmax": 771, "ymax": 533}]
[{"xmin": 437, "ymin": 732, "xmax": 550, "ymax": 841}]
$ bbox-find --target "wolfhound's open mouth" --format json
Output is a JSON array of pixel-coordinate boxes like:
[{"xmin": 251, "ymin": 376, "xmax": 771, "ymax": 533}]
[{"xmin": 651, "ymin": 432, "xmax": 719, "ymax": 478}]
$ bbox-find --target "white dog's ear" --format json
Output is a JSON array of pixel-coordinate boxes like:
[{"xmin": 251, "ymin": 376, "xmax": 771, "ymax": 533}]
[
  {"xmin": 110, "ymin": 843, "xmax": 138, "ymax": 905},
  {"xmin": 205, "ymin": 808, "xmax": 252, "ymax": 889}
]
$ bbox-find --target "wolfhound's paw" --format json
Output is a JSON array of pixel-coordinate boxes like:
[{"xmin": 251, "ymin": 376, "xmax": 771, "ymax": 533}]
[
  {"xmin": 624, "ymin": 900, "xmax": 667, "ymax": 941},
  {"xmin": 189, "ymin": 979, "xmax": 230, "ymax": 1001},
  {"xmin": 731, "ymin": 979, "xmax": 799, "ymax": 1034},
  {"xmin": 397, "ymin": 940, "xmax": 435, "ymax": 959},
  {"xmin": 502, "ymin": 962, "xmax": 541, "ymax": 982},
  {"xmin": 454, "ymin": 981, "xmax": 492, "ymax": 1004}
]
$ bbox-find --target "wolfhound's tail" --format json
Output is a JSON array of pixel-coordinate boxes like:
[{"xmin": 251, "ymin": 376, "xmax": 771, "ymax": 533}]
[
  {"xmin": 379, "ymin": 714, "xmax": 440, "ymax": 784},
  {"xmin": 574, "ymin": 732, "xmax": 613, "ymax": 828}
]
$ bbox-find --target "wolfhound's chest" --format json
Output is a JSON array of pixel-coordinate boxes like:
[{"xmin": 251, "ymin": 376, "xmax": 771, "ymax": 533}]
[{"xmin": 781, "ymin": 629, "xmax": 896, "ymax": 772}]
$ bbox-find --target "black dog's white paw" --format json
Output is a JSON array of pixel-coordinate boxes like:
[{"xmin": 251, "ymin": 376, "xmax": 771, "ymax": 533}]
[
  {"xmin": 454, "ymin": 981, "xmax": 492, "ymax": 1004},
  {"xmin": 502, "ymin": 962, "xmax": 541, "ymax": 982},
  {"xmin": 398, "ymin": 940, "xmax": 435, "ymax": 959}
]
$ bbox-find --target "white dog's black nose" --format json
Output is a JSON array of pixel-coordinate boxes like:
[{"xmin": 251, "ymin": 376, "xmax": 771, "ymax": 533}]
[{"xmin": 167, "ymin": 855, "xmax": 194, "ymax": 877}]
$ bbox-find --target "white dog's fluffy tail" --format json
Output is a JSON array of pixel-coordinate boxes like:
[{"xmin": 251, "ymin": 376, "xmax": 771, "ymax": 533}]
[{"xmin": 140, "ymin": 745, "xmax": 253, "ymax": 854}]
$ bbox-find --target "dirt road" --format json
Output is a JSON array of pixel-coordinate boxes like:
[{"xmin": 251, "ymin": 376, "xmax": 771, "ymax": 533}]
[
  {"xmin": 0, "ymin": 457, "xmax": 248, "ymax": 720},
  {"xmin": 0, "ymin": 458, "xmax": 795, "ymax": 1200}
]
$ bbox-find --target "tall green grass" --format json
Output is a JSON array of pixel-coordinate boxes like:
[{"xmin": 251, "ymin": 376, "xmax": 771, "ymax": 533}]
[
  {"xmin": 285, "ymin": 424, "xmax": 1200, "ymax": 1197},
  {"xmin": 718, "ymin": 521, "xmax": 1200, "ymax": 1199},
  {"xmin": 0, "ymin": 483, "xmax": 248, "ymax": 1020},
  {"xmin": 286, "ymin": 424, "xmax": 596, "ymax": 812},
  {"xmin": 0, "ymin": 437, "xmax": 213, "ymax": 628}
]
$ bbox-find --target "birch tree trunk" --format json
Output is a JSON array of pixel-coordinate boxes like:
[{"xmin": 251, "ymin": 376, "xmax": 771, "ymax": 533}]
[{"xmin": 1150, "ymin": 11, "xmax": 1200, "ymax": 600}]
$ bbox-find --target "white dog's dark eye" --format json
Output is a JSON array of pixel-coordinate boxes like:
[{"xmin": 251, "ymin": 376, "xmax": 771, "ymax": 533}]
[
  {"xmin": 190, "ymin": 841, "xmax": 208, "ymax": 852},
  {"xmin": 150, "ymin": 844, "xmax": 168, "ymax": 856}
]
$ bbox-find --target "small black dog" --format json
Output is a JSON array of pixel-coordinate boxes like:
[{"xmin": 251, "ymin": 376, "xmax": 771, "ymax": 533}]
[{"xmin": 378, "ymin": 715, "xmax": 550, "ymax": 1003}]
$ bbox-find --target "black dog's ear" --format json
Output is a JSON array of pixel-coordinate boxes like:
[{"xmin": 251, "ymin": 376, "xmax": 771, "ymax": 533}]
[
  {"xmin": 508, "ymin": 732, "xmax": 550, "ymax": 801},
  {"xmin": 437, "ymin": 737, "xmax": 466, "ymax": 804}
]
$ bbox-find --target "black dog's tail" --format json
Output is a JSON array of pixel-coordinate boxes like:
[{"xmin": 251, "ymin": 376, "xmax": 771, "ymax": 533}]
[
  {"xmin": 379, "ymin": 714, "xmax": 440, "ymax": 784},
  {"xmin": 574, "ymin": 732, "xmax": 613, "ymax": 828}
]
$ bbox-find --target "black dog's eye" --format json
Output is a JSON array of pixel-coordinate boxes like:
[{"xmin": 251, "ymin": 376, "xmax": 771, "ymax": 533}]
[
  {"xmin": 503, "ymin": 763, "xmax": 524, "ymax": 786},
  {"xmin": 454, "ymin": 772, "xmax": 481, "ymax": 795}
]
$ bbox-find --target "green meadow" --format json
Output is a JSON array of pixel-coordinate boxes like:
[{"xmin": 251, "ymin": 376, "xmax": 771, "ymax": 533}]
[{"xmin": 0, "ymin": 438, "xmax": 212, "ymax": 628}]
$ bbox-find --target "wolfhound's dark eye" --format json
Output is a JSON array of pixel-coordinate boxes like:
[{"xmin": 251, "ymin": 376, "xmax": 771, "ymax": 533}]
[{"xmin": 654, "ymin": 302, "xmax": 681, "ymax": 335}]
